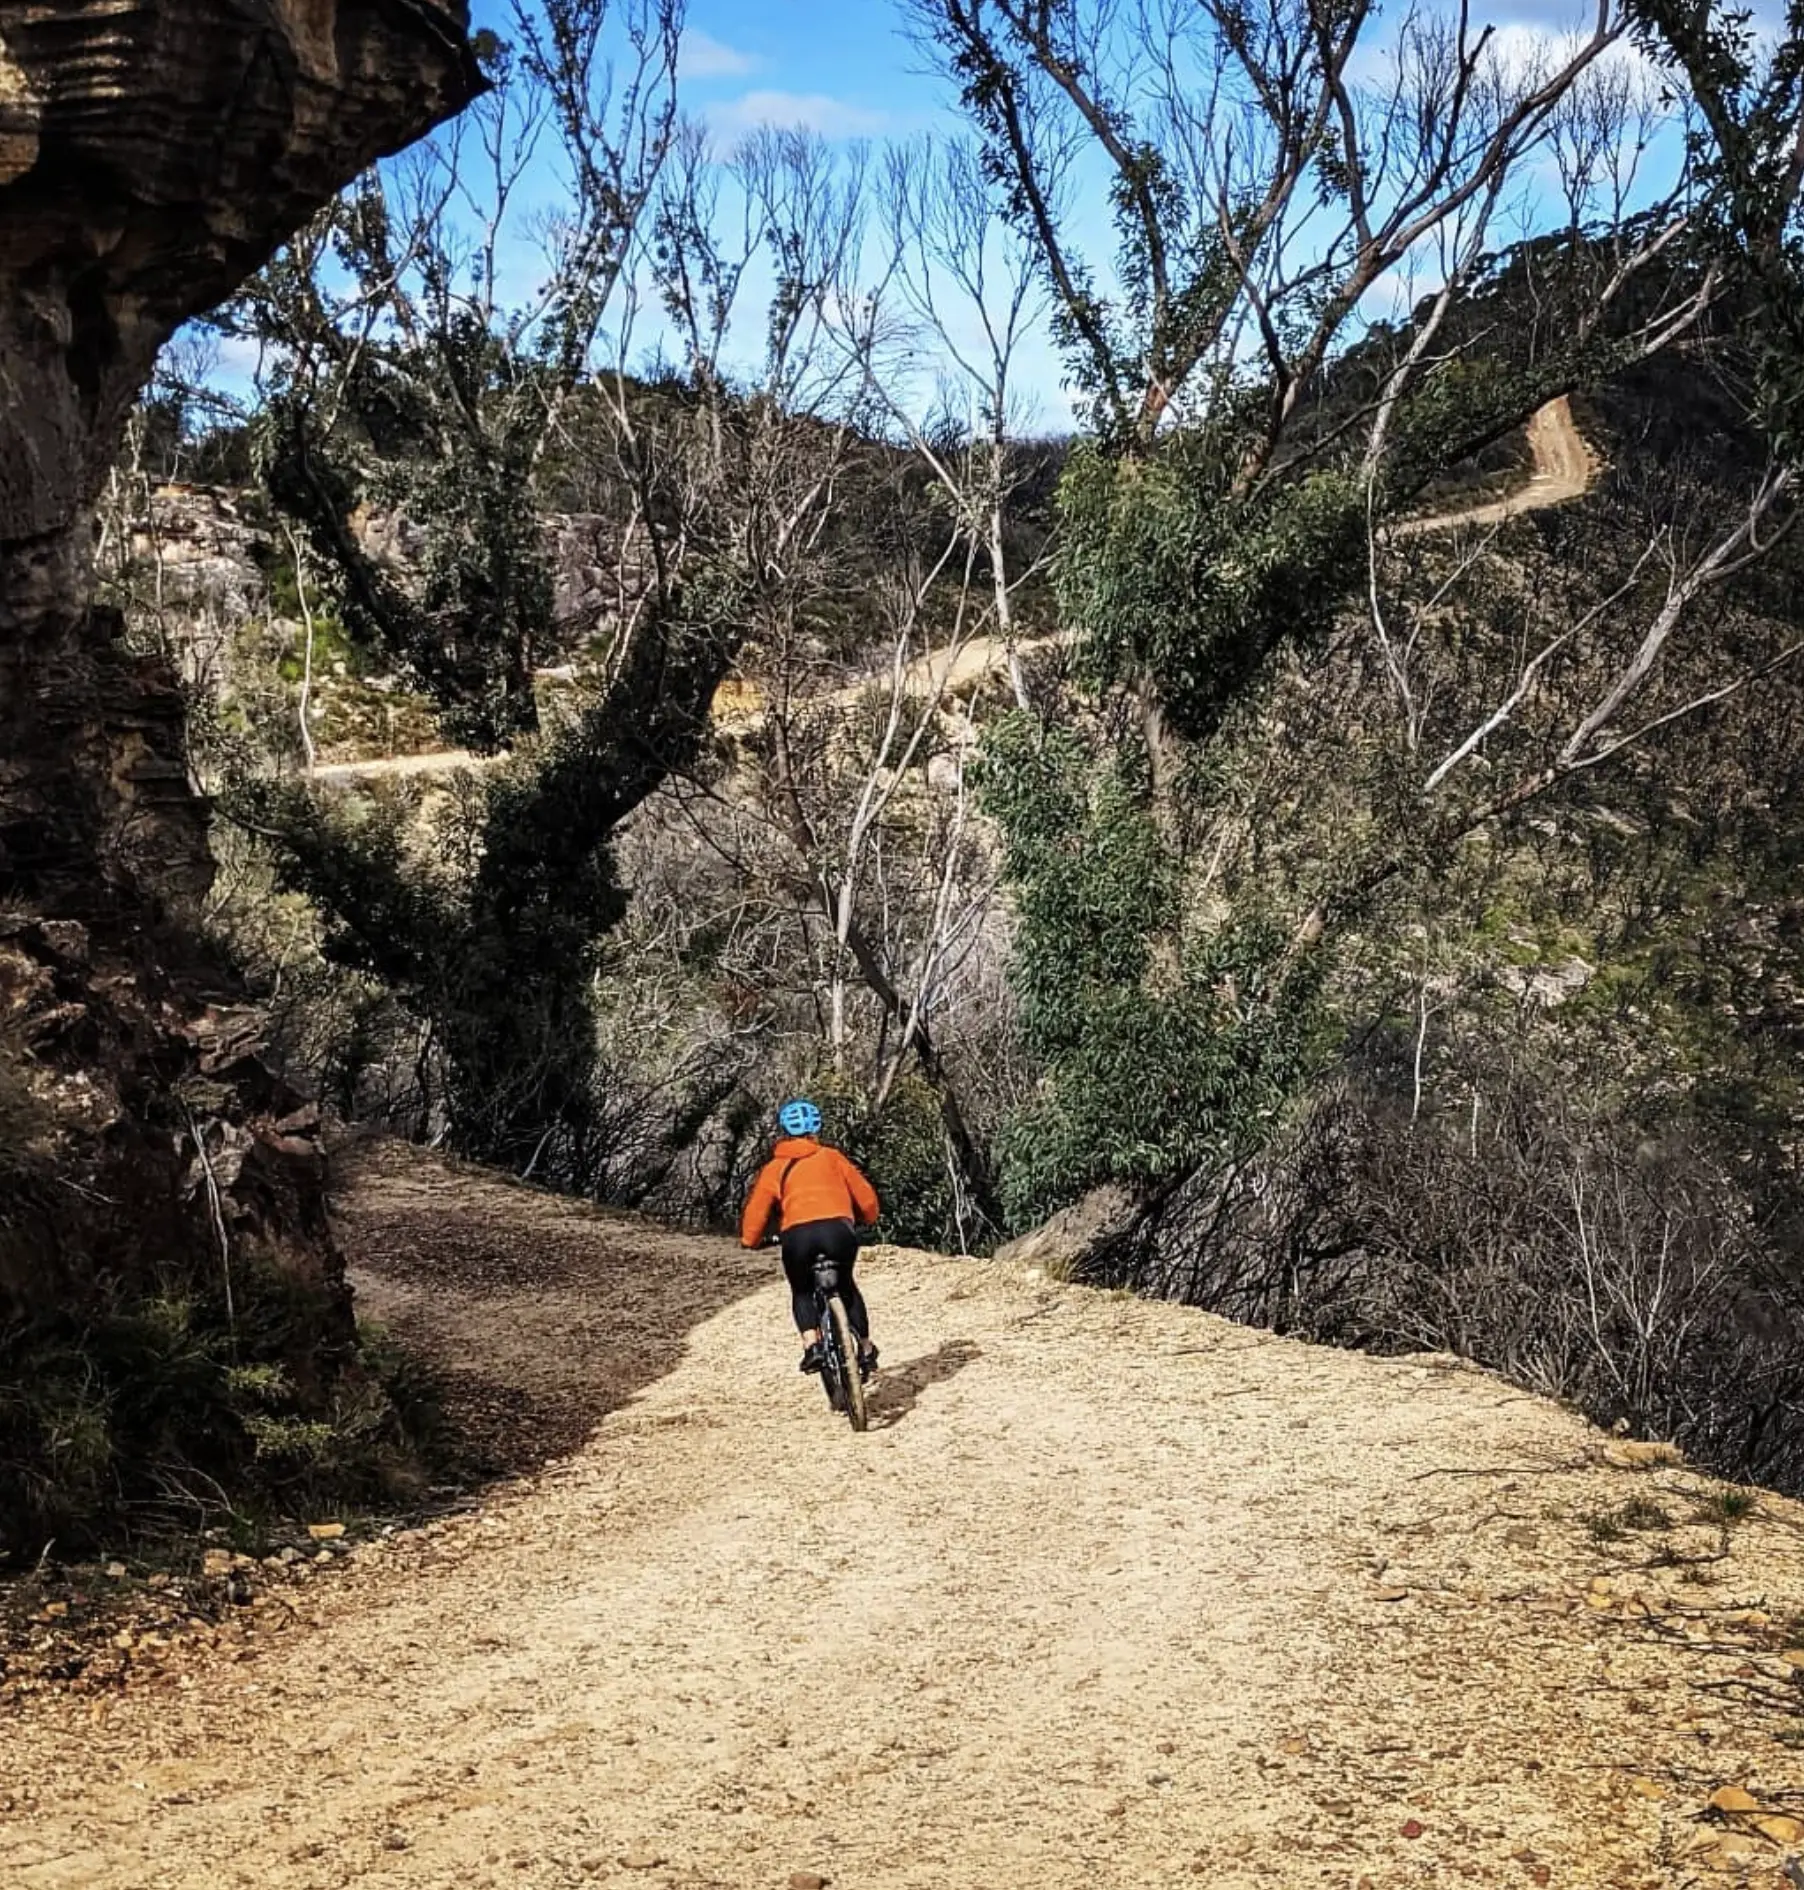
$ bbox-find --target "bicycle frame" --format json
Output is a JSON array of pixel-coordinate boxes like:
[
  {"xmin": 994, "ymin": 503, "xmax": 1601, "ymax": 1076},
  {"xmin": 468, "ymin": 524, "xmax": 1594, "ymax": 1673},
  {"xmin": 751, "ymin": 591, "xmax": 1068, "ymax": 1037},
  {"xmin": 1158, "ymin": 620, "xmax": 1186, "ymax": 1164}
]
[
  {"xmin": 809, "ymin": 1256, "xmax": 868, "ymax": 1429},
  {"xmin": 764, "ymin": 1235, "xmax": 867, "ymax": 1428}
]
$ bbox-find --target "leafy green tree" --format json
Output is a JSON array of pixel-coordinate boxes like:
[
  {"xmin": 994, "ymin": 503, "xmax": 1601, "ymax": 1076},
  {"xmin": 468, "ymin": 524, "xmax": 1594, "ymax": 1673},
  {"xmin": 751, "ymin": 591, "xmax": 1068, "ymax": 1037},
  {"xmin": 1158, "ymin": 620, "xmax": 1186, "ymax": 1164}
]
[
  {"xmin": 978, "ymin": 717, "xmax": 1324, "ymax": 1227},
  {"xmin": 905, "ymin": 1, "xmax": 1710, "ymax": 1219},
  {"xmin": 896, "ymin": 4, "xmax": 1804, "ymax": 1322}
]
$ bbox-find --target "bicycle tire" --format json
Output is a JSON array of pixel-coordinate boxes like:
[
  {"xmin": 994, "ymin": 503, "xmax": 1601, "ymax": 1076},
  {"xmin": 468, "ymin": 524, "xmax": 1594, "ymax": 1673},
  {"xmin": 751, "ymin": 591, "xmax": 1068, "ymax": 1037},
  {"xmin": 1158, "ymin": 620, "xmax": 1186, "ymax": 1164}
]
[
  {"xmin": 825, "ymin": 1295, "xmax": 868, "ymax": 1432},
  {"xmin": 814, "ymin": 1295, "xmax": 846, "ymax": 1412}
]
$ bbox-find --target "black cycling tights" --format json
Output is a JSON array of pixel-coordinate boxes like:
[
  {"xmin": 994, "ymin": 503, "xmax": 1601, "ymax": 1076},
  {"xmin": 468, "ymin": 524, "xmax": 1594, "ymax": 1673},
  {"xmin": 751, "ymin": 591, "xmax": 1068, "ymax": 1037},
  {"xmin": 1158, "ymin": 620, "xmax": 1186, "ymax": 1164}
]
[{"xmin": 779, "ymin": 1218, "xmax": 870, "ymax": 1343}]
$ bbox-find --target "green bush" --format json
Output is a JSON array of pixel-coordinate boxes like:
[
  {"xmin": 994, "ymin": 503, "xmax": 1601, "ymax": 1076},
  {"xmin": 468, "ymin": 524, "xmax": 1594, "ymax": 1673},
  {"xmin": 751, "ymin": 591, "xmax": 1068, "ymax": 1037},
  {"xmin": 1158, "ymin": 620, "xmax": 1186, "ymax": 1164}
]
[
  {"xmin": 848, "ymin": 1076, "xmax": 963, "ymax": 1252},
  {"xmin": 0, "ymin": 1255, "xmax": 424, "ymax": 1556},
  {"xmin": 978, "ymin": 714, "xmax": 1328, "ymax": 1231},
  {"xmin": 1057, "ymin": 440, "xmax": 1367, "ymax": 744}
]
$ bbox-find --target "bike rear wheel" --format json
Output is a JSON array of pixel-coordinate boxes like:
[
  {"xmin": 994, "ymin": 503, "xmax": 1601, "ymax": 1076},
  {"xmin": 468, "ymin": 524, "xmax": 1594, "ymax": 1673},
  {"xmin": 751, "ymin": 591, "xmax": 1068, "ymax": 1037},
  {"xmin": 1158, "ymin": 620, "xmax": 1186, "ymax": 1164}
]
[
  {"xmin": 824, "ymin": 1294, "xmax": 868, "ymax": 1432},
  {"xmin": 813, "ymin": 1294, "xmax": 847, "ymax": 1412}
]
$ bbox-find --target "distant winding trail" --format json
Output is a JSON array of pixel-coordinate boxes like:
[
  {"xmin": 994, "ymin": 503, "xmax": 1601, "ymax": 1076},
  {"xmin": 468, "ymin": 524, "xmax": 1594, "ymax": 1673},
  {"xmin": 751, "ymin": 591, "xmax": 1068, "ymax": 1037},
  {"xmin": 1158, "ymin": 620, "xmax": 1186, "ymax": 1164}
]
[
  {"xmin": 308, "ymin": 635, "xmax": 1065, "ymax": 785},
  {"xmin": 5, "ymin": 1142, "xmax": 1802, "ymax": 1889},
  {"xmin": 1391, "ymin": 395, "xmax": 1600, "ymax": 539},
  {"xmin": 307, "ymin": 747, "xmax": 496, "ymax": 785},
  {"xmin": 713, "ymin": 630, "xmax": 1071, "ymax": 734},
  {"xmin": 313, "ymin": 399, "xmax": 1596, "ymax": 786}
]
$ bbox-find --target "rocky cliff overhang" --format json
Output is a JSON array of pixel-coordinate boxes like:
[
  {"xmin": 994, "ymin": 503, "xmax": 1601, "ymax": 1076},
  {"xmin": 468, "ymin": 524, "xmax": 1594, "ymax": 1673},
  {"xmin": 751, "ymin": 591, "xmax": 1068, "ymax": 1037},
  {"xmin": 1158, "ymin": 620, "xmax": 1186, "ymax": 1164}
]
[{"xmin": 0, "ymin": 1, "xmax": 486, "ymax": 541}]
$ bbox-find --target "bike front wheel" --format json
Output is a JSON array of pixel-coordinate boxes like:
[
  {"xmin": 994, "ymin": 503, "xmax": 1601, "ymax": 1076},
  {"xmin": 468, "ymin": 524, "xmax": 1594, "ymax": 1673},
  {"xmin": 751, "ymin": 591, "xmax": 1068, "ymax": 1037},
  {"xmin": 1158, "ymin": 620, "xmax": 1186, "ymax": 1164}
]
[{"xmin": 824, "ymin": 1295, "xmax": 868, "ymax": 1433}]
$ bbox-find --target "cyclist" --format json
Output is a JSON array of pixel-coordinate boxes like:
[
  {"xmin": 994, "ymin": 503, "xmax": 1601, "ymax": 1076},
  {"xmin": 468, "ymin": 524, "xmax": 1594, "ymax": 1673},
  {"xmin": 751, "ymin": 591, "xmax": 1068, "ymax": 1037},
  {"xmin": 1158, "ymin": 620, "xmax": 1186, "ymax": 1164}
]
[{"xmin": 740, "ymin": 1098, "xmax": 881, "ymax": 1379}]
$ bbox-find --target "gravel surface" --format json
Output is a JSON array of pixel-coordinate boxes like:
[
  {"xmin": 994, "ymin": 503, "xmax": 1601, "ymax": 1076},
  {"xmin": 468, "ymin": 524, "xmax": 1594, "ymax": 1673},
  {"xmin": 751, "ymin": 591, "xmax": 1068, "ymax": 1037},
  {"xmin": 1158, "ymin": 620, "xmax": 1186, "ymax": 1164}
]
[{"xmin": 4, "ymin": 1141, "xmax": 1801, "ymax": 1889}]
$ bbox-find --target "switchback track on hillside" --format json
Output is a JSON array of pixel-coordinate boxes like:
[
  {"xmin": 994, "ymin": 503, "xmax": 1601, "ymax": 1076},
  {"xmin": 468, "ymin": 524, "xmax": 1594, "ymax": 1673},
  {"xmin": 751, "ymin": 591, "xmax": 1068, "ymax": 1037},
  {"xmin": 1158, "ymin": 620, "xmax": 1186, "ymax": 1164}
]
[
  {"xmin": 5, "ymin": 1142, "xmax": 1801, "ymax": 1889},
  {"xmin": 307, "ymin": 403, "xmax": 1597, "ymax": 788},
  {"xmin": 307, "ymin": 631, "xmax": 1066, "ymax": 785},
  {"xmin": 308, "ymin": 747, "xmax": 493, "ymax": 785},
  {"xmin": 1391, "ymin": 396, "xmax": 1600, "ymax": 540}
]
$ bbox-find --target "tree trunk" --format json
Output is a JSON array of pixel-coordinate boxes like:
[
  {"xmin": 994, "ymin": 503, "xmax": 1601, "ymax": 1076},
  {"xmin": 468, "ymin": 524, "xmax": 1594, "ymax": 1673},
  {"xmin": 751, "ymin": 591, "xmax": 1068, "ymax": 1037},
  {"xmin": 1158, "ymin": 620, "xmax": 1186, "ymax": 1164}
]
[{"xmin": 0, "ymin": 2, "xmax": 482, "ymax": 1546}]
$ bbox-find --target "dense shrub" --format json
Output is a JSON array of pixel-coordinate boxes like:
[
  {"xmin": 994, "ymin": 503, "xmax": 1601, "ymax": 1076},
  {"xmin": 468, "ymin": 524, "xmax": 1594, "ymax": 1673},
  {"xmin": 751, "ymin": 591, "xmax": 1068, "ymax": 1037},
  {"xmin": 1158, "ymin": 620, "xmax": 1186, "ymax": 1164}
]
[
  {"xmin": 1083, "ymin": 1044, "xmax": 1804, "ymax": 1499},
  {"xmin": 978, "ymin": 713, "xmax": 1328, "ymax": 1232},
  {"xmin": 0, "ymin": 1252, "xmax": 426, "ymax": 1557}
]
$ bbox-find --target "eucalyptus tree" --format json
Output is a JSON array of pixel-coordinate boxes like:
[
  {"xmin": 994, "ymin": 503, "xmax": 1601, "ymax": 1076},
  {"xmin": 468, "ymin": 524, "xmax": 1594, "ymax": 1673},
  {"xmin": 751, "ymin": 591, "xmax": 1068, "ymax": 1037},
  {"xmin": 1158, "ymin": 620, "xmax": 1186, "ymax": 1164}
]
[
  {"xmin": 230, "ymin": 9, "xmax": 905, "ymax": 1189},
  {"xmin": 905, "ymin": 0, "xmax": 1804, "ymax": 1238}
]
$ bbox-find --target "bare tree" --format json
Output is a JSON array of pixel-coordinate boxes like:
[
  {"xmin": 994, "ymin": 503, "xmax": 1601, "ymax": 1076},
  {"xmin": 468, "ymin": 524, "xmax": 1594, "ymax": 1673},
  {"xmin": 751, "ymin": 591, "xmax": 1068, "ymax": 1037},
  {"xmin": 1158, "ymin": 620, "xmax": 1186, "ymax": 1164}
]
[
  {"xmin": 908, "ymin": 1, "xmax": 1697, "ymax": 448},
  {"xmin": 237, "ymin": 81, "xmax": 920, "ymax": 1186},
  {"xmin": 646, "ymin": 434, "xmax": 1010, "ymax": 1228},
  {"xmin": 1348, "ymin": 6, "xmax": 1804, "ymax": 853},
  {"xmin": 848, "ymin": 137, "xmax": 1055, "ymax": 709},
  {"xmin": 901, "ymin": 0, "xmax": 1718, "ymax": 827},
  {"xmin": 224, "ymin": 0, "xmax": 684, "ymax": 749}
]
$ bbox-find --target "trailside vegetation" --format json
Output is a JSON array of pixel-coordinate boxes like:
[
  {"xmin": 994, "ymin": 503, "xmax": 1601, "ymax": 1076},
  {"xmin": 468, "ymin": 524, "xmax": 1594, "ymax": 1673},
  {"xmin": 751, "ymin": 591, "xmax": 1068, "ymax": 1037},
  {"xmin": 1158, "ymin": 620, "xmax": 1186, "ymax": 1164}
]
[{"xmin": 43, "ymin": 0, "xmax": 1804, "ymax": 1552}]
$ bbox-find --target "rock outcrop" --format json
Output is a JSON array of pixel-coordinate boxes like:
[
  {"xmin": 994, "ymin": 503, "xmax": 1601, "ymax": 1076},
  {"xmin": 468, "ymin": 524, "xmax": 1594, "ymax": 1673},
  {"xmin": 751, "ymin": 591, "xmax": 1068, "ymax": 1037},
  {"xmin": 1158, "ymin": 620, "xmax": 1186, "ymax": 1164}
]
[
  {"xmin": 0, "ymin": 5, "xmax": 481, "ymax": 541},
  {"xmin": 994, "ymin": 1183, "xmax": 1144, "ymax": 1277},
  {"xmin": 0, "ymin": 2, "xmax": 483, "ymax": 1547}
]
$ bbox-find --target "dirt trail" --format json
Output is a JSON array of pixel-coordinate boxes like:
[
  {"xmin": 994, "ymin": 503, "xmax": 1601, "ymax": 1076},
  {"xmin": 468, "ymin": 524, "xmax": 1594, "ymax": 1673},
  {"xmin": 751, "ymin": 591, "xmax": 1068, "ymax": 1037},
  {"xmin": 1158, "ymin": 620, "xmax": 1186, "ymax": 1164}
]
[
  {"xmin": 873, "ymin": 630, "xmax": 1067, "ymax": 703},
  {"xmin": 1392, "ymin": 396, "xmax": 1600, "ymax": 539},
  {"xmin": 7, "ymin": 1144, "xmax": 1801, "ymax": 1890},
  {"xmin": 308, "ymin": 748, "xmax": 497, "ymax": 785},
  {"xmin": 309, "ymin": 636, "xmax": 1067, "ymax": 784},
  {"xmin": 305, "ymin": 404, "xmax": 1594, "ymax": 789},
  {"xmin": 713, "ymin": 631, "xmax": 1071, "ymax": 732}
]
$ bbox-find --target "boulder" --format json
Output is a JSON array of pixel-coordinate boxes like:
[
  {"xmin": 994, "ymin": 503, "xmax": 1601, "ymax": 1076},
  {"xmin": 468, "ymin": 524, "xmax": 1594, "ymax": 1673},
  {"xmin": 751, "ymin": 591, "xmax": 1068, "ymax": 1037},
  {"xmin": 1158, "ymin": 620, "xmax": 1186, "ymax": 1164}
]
[{"xmin": 995, "ymin": 1183, "xmax": 1143, "ymax": 1276}]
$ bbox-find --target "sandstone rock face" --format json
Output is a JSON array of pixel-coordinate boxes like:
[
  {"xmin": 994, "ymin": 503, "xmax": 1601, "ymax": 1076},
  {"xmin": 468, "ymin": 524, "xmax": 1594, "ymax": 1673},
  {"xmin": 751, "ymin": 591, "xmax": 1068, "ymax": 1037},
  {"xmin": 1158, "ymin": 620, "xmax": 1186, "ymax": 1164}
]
[
  {"xmin": 347, "ymin": 504, "xmax": 654, "ymax": 650},
  {"xmin": 994, "ymin": 1183, "xmax": 1143, "ymax": 1276},
  {"xmin": 0, "ymin": 0, "xmax": 483, "ymax": 957},
  {"xmin": 128, "ymin": 485, "xmax": 274, "ymax": 702},
  {"xmin": 0, "ymin": 3, "xmax": 483, "ymax": 1546},
  {"xmin": 0, "ymin": 3, "xmax": 483, "ymax": 538},
  {"xmin": 132, "ymin": 486, "xmax": 268, "ymax": 617}
]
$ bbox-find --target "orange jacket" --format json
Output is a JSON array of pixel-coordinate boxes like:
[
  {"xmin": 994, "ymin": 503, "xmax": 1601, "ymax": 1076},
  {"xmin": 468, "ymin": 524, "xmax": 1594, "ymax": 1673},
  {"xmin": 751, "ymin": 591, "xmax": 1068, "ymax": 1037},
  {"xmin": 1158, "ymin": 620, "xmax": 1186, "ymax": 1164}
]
[{"xmin": 740, "ymin": 1138, "xmax": 880, "ymax": 1247}]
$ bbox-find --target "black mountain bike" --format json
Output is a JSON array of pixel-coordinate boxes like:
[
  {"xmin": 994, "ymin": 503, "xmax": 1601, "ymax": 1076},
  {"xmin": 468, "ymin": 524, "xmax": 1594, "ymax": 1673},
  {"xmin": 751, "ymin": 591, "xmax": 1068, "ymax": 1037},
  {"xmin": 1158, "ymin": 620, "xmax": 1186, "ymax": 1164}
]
[{"xmin": 809, "ymin": 1253, "xmax": 869, "ymax": 1433}]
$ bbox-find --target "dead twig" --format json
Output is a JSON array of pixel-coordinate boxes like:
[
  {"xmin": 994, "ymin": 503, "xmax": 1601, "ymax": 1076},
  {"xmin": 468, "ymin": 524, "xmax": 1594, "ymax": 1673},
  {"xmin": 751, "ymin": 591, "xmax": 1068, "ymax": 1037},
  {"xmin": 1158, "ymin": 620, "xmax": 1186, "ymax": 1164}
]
[{"xmin": 1409, "ymin": 1457, "xmax": 1590, "ymax": 1483}]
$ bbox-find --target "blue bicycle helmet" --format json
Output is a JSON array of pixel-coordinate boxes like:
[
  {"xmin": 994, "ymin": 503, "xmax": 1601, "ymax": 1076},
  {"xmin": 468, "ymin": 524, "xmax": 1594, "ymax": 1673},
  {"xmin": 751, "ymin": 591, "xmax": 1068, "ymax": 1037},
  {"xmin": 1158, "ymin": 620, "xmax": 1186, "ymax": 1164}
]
[{"xmin": 778, "ymin": 1097, "xmax": 823, "ymax": 1137}]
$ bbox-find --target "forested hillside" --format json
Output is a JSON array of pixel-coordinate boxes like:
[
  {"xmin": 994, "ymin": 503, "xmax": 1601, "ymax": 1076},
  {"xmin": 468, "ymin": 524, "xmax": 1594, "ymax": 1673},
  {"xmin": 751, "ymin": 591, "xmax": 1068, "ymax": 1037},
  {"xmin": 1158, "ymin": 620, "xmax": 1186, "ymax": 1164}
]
[{"xmin": 7, "ymin": 0, "xmax": 1804, "ymax": 1559}]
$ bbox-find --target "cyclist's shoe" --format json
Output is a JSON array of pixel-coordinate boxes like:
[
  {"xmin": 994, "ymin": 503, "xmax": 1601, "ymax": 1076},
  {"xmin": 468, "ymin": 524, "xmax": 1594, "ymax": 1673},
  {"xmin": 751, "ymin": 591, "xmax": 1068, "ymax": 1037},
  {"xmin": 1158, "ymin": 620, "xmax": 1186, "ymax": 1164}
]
[
  {"xmin": 799, "ymin": 1342, "xmax": 826, "ymax": 1375},
  {"xmin": 858, "ymin": 1345, "xmax": 880, "ymax": 1380}
]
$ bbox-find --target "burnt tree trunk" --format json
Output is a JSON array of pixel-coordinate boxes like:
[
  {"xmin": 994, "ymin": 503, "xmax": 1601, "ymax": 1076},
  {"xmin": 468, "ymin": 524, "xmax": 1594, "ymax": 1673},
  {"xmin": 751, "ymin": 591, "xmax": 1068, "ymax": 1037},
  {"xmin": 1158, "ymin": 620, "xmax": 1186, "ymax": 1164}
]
[{"xmin": 0, "ymin": 4, "xmax": 481, "ymax": 1544}]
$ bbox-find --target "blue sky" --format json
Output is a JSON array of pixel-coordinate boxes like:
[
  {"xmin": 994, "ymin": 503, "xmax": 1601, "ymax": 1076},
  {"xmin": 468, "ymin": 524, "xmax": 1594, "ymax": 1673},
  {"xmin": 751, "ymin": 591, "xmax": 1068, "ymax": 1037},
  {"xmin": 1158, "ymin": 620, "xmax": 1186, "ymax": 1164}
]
[
  {"xmin": 197, "ymin": 3, "xmax": 1698, "ymax": 430},
  {"xmin": 465, "ymin": 2, "xmax": 1686, "ymax": 423},
  {"xmin": 473, "ymin": 0, "xmax": 954, "ymax": 142},
  {"xmin": 452, "ymin": 0, "xmax": 1078, "ymax": 424},
  {"xmin": 678, "ymin": 5, "xmax": 943, "ymax": 138}
]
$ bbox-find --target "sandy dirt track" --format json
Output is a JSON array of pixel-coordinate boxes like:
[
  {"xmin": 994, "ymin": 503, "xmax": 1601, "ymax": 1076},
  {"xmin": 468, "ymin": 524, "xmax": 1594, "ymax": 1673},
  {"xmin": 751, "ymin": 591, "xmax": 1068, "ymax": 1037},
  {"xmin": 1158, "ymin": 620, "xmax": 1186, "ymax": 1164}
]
[
  {"xmin": 309, "ymin": 630, "xmax": 1065, "ymax": 785},
  {"xmin": 308, "ymin": 747, "xmax": 496, "ymax": 785},
  {"xmin": 1392, "ymin": 396, "xmax": 1600, "ymax": 539},
  {"xmin": 4, "ymin": 1143, "xmax": 1801, "ymax": 1890}
]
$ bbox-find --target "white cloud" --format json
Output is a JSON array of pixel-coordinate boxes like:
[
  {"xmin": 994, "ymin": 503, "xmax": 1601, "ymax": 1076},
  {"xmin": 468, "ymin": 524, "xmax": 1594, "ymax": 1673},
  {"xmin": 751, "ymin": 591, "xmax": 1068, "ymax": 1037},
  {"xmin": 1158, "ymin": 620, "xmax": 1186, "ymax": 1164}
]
[
  {"xmin": 188, "ymin": 331, "xmax": 264, "ymax": 393},
  {"xmin": 1480, "ymin": 19, "xmax": 1662, "ymax": 95},
  {"xmin": 705, "ymin": 89, "xmax": 889, "ymax": 140},
  {"xmin": 212, "ymin": 334, "xmax": 264, "ymax": 376},
  {"xmin": 1345, "ymin": 11, "xmax": 1665, "ymax": 102},
  {"xmin": 680, "ymin": 29, "xmax": 760, "ymax": 80}
]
